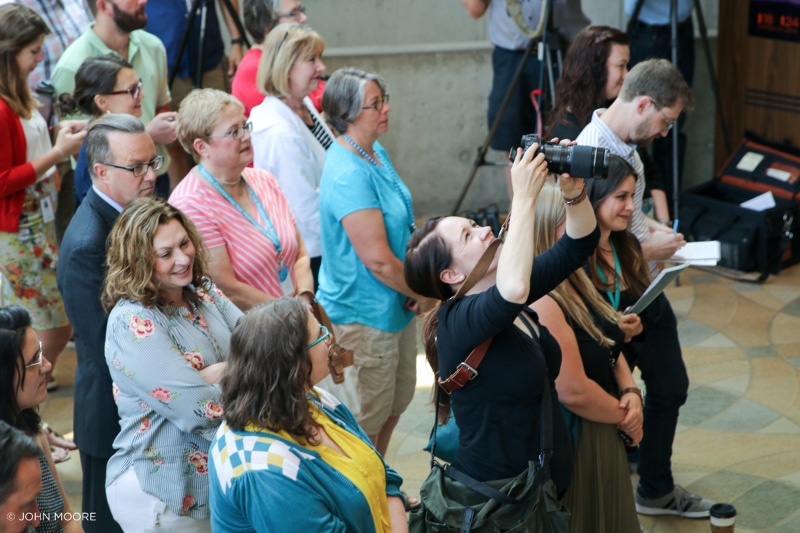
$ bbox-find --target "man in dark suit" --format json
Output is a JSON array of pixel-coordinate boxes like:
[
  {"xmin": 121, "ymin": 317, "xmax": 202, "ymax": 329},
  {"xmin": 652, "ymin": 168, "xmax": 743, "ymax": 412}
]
[{"xmin": 57, "ymin": 114, "xmax": 158, "ymax": 532}]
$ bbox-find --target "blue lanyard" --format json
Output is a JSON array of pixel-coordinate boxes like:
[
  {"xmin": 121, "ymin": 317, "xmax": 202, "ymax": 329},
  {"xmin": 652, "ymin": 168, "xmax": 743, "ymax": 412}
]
[
  {"xmin": 199, "ymin": 165, "xmax": 287, "ymax": 275},
  {"xmin": 595, "ymin": 241, "xmax": 621, "ymax": 311},
  {"xmin": 342, "ymin": 135, "xmax": 416, "ymax": 232}
]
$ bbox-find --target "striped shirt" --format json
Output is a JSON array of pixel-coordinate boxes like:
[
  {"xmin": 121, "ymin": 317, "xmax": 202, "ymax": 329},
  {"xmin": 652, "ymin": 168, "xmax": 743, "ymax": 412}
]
[
  {"xmin": 576, "ymin": 109, "xmax": 656, "ymax": 275},
  {"xmin": 308, "ymin": 114, "xmax": 333, "ymax": 150},
  {"xmin": 170, "ymin": 167, "xmax": 299, "ymax": 298},
  {"xmin": 10, "ymin": 0, "xmax": 93, "ymax": 91}
]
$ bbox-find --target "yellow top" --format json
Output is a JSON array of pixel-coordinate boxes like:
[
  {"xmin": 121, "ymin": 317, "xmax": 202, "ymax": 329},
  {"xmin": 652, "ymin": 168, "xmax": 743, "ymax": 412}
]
[{"xmin": 258, "ymin": 403, "xmax": 392, "ymax": 532}]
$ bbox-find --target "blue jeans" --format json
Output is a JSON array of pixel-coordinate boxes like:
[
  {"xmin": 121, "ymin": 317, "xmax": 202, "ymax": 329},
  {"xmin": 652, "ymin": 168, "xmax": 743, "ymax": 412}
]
[
  {"xmin": 487, "ymin": 46, "xmax": 542, "ymax": 151},
  {"xmin": 628, "ymin": 18, "xmax": 695, "ymax": 219},
  {"xmin": 633, "ymin": 293, "xmax": 689, "ymax": 498}
]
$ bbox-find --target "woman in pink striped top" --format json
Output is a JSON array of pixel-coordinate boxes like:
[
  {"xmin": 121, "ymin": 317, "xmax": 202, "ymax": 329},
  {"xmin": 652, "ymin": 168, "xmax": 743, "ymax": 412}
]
[{"xmin": 170, "ymin": 88, "xmax": 314, "ymax": 310}]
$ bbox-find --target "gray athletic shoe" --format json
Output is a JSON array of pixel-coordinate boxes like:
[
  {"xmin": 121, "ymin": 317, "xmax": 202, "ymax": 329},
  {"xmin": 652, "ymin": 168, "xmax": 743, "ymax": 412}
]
[{"xmin": 635, "ymin": 485, "xmax": 715, "ymax": 518}]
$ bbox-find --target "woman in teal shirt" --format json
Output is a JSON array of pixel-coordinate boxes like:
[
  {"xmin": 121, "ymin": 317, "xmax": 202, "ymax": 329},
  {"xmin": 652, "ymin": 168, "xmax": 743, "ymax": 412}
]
[{"xmin": 316, "ymin": 68, "xmax": 429, "ymax": 458}]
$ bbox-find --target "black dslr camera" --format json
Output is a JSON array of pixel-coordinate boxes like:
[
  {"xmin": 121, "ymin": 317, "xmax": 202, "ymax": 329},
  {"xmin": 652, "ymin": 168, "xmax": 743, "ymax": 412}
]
[{"xmin": 513, "ymin": 134, "xmax": 610, "ymax": 179}]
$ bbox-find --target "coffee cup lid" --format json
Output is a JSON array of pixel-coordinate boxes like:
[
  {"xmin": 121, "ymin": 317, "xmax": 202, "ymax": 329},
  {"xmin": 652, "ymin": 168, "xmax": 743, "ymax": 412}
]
[{"xmin": 710, "ymin": 503, "xmax": 736, "ymax": 518}]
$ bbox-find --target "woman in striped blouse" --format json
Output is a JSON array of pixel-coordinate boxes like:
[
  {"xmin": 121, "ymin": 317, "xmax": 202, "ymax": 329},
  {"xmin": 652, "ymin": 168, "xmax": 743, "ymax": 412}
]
[{"xmin": 170, "ymin": 88, "xmax": 314, "ymax": 311}]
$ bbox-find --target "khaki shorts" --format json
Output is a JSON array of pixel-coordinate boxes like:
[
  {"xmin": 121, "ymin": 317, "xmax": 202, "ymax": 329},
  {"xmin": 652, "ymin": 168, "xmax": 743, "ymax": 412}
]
[{"xmin": 330, "ymin": 321, "xmax": 417, "ymax": 436}]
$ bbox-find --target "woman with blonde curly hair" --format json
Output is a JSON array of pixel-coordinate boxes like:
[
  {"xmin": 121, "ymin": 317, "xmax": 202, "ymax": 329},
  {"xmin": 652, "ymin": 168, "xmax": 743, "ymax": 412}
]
[{"xmin": 101, "ymin": 197, "xmax": 242, "ymax": 532}]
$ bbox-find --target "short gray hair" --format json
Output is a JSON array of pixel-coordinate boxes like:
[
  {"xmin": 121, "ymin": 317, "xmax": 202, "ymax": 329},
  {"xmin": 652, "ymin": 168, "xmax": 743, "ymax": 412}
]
[
  {"xmin": 618, "ymin": 58, "xmax": 693, "ymax": 112},
  {"xmin": 86, "ymin": 114, "xmax": 146, "ymax": 180},
  {"xmin": 322, "ymin": 67, "xmax": 387, "ymax": 134}
]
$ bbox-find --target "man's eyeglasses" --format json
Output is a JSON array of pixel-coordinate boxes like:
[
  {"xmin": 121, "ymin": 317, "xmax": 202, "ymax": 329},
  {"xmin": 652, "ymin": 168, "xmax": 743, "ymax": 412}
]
[
  {"xmin": 362, "ymin": 94, "xmax": 390, "ymax": 112},
  {"xmin": 107, "ymin": 79, "xmax": 143, "ymax": 101},
  {"xmin": 207, "ymin": 122, "xmax": 253, "ymax": 141},
  {"xmin": 658, "ymin": 109, "xmax": 676, "ymax": 132},
  {"xmin": 305, "ymin": 325, "xmax": 330, "ymax": 350},
  {"xmin": 24, "ymin": 340, "xmax": 43, "ymax": 370},
  {"xmin": 102, "ymin": 155, "xmax": 164, "ymax": 177},
  {"xmin": 277, "ymin": 4, "xmax": 306, "ymax": 19}
]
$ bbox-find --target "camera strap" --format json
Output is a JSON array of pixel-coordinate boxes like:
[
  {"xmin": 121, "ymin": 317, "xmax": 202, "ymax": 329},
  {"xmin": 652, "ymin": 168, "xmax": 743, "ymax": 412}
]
[{"xmin": 505, "ymin": 0, "xmax": 546, "ymax": 39}]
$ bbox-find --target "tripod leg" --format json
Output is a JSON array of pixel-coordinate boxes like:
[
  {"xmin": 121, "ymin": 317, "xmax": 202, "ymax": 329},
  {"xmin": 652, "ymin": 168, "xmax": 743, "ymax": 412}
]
[
  {"xmin": 451, "ymin": 39, "xmax": 537, "ymax": 214},
  {"xmin": 169, "ymin": 0, "xmax": 202, "ymax": 89},
  {"xmin": 694, "ymin": 0, "xmax": 732, "ymax": 156}
]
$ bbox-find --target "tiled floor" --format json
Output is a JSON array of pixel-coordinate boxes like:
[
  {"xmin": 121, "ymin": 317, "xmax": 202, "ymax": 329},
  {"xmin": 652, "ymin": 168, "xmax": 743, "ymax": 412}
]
[{"xmin": 43, "ymin": 264, "xmax": 800, "ymax": 532}]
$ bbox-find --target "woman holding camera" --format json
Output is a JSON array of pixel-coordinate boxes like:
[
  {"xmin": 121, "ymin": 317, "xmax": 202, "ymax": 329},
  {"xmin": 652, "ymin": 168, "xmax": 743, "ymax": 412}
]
[
  {"xmin": 529, "ymin": 182, "xmax": 642, "ymax": 532},
  {"xmin": 404, "ymin": 142, "xmax": 598, "ymax": 503}
]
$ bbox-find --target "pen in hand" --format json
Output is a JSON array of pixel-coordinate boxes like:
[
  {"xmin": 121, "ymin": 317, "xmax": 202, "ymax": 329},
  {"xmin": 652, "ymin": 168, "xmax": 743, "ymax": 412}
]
[{"xmin": 672, "ymin": 220, "xmax": 679, "ymax": 234}]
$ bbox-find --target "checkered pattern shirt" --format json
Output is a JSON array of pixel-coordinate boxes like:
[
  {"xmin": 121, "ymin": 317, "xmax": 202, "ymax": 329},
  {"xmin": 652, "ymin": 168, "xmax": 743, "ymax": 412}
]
[{"xmin": 12, "ymin": 0, "xmax": 94, "ymax": 91}]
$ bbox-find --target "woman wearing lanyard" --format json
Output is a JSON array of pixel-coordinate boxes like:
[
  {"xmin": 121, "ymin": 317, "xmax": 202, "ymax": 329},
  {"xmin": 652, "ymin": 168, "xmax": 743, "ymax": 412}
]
[
  {"xmin": 170, "ymin": 88, "xmax": 314, "ymax": 311},
  {"xmin": 316, "ymin": 68, "xmax": 430, "ymax": 459}
]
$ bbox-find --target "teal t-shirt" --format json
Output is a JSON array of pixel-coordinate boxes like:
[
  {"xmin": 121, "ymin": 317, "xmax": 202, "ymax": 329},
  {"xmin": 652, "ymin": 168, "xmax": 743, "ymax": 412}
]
[{"xmin": 317, "ymin": 141, "xmax": 414, "ymax": 332}]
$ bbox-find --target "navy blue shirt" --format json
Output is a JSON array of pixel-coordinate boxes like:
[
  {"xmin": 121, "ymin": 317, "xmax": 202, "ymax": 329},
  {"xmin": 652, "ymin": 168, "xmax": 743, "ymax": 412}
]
[{"xmin": 146, "ymin": 0, "xmax": 224, "ymax": 79}]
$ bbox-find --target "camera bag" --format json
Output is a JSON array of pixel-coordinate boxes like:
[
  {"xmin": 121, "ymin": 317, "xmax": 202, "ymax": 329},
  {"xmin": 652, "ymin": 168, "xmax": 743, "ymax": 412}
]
[
  {"xmin": 678, "ymin": 180, "xmax": 800, "ymax": 280},
  {"xmin": 717, "ymin": 133, "xmax": 800, "ymax": 210}
]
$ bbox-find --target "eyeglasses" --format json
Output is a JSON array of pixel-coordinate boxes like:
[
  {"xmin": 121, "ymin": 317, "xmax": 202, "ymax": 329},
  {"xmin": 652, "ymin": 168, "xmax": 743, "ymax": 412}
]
[
  {"xmin": 24, "ymin": 340, "xmax": 43, "ymax": 370},
  {"xmin": 102, "ymin": 155, "xmax": 164, "ymax": 177},
  {"xmin": 107, "ymin": 79, "xmax": 143, "ymax": 101},
  {"xmin": 277, "ymin": 4, "xmax": 306, "ymax": 19},
  {"xmin": 305, "ymin": 325, "xmax": 330, "ymax": 350},
  {"xmin": 207, "ymin": 122, "xmax": 253, "ymax": 141},
  {"xmin": 362, "ymin": 94, "xmax": 390, "ymax": 112},
  {"xmin": 658, "ymin": 109, "xmax": 676, "ymax": 132}
]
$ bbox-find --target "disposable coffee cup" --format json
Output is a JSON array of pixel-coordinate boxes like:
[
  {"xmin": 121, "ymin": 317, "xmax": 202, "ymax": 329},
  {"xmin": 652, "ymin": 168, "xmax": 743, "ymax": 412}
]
[{"xmin": 710, "ymin": 503, "xmax": 736, "ymax": 533}]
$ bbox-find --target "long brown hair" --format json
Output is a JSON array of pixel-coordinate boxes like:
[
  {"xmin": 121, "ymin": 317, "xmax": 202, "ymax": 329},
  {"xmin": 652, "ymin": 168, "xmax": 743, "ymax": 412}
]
[
  {"xmin": 222, "ymin": 298, "xmax": 321, "ymax": 442},
  {"xmin": 533, "ymin": 183, "xmax": 618, "ymax": 346},
  {"xmin": 102, "ymin": 197, "xmax": 210, "ymax": 313},
  {"xmin": 405, "ymin": 217, "xmax": 456, "ymax": 424},
  {"xmin": 585, "ymin": 156, "xmax": 651, "ymax": 299},
  {"xmin": 0, "ymin": 4, "xmax": 50, "ymax": 118},
  {"xmin": 547, "ymin": 26, "xmax": 628, "ymax": 137}
]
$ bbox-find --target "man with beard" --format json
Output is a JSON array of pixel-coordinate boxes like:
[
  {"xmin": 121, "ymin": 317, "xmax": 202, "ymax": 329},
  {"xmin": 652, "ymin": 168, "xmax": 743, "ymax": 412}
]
[
  {"xmin": 57, "ymin": 115, "xmax": 157, "ymax": 533},
  {"xmin": 576, "ymin": 59, "xmax": 715, "ymax": 520},
  {"xmin": 50, "ymin": 0, "xmax": 177, "ymax": 199}
]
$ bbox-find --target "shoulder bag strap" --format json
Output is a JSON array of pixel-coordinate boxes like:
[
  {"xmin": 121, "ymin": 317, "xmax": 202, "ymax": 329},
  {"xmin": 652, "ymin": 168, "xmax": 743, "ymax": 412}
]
[{"xmin": 430, "ymin": 386, "xmax": 521, "ymax": 505}]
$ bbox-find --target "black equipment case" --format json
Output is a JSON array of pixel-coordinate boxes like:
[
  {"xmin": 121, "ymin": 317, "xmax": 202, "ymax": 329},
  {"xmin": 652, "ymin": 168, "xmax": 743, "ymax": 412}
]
[{"xmin": 678, "ymin": 136, "xmax": 800, "ymax": 279}]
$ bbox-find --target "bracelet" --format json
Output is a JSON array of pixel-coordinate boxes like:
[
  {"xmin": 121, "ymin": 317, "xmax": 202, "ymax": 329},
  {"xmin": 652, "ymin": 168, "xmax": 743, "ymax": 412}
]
[
  {"xmin": 562, "ymin": 185, "xmax": 586, "ymax": 206},
  {"xmin": 54, "ymin": 146, "xmax": 67, "ymax": 161},
  {"xmin": 658, "ymin": 219, "xmax": 671, "ymax": 226},
  {"xmin": 621, "ymin": 387, "xmax": 644, "ymax": 406},
  {"xmin": 230, "ymin": 37, "xmax": 244, "ymax": 46}
]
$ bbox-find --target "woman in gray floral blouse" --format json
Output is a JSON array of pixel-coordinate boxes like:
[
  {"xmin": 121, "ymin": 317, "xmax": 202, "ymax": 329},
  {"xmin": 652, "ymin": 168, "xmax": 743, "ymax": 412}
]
[{"xmin": 101, "ymin": 197, "xmax": 242, "ymax": 532}]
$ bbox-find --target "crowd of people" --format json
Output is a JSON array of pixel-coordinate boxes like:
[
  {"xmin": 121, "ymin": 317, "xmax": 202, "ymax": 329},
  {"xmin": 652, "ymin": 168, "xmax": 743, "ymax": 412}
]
[{"xmin": 0, "ymin": 0, "xmax": 717, "ymax": 531}]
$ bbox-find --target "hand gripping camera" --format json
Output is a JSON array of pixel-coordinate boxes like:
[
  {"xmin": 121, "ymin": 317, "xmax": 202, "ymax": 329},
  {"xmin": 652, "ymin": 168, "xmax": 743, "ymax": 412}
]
[{"xmin": 514, "ymin": 134, "xmax": 610, "ymax": 179}]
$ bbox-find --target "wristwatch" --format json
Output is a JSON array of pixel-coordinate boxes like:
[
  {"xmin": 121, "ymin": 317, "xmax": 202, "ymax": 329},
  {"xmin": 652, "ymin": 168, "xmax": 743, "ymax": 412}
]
[{"xmin": 621, "ymin": 387, "xmax": 644, "ymax": 406}]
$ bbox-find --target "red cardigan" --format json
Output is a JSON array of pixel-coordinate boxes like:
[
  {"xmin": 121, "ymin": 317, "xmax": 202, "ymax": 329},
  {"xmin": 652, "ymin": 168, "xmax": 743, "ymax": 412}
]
[{"xmin": 0, "ymin": 97, "xmax": 37, "ymax": 233}]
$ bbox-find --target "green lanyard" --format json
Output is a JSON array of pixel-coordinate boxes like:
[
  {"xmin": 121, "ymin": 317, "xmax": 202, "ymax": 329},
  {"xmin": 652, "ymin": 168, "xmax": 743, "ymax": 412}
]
[{"xmin": 595, "ymin": 242, "xmax": 621, "ymax": 311}]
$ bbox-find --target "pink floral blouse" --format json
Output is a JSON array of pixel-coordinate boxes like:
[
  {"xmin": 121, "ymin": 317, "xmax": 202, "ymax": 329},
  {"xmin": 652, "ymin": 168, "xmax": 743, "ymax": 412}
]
[{"xmin": 104, "ymin": 283, "xmax": 242, "ymax": 519}]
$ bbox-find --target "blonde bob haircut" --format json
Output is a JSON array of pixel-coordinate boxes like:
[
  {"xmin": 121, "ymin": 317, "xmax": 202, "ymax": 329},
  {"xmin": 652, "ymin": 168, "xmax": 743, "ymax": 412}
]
[
  {"xmin": 177, "ymin": 88, "xmax": 245, "ymax": 159},
  {"xmin": 102, "ymin": 197, "xmax": 210, "ymax": 314},
  {"xmin": 532, "ymin": 182, "xmax": 619, "ymax": 348},
  {"xmin": 257, "ymin": 23, "xmax": 325, "ymax": 98}
]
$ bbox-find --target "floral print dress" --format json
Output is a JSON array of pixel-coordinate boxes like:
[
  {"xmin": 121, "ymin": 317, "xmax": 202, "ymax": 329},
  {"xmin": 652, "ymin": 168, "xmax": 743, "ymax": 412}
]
[
  {"xmin": 104, "ymin": 283, "xmax": 242, "ymax": 520},
  {"xmin": 0, "ymin": 110, "xmax": 67, "ymax": 329}
]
